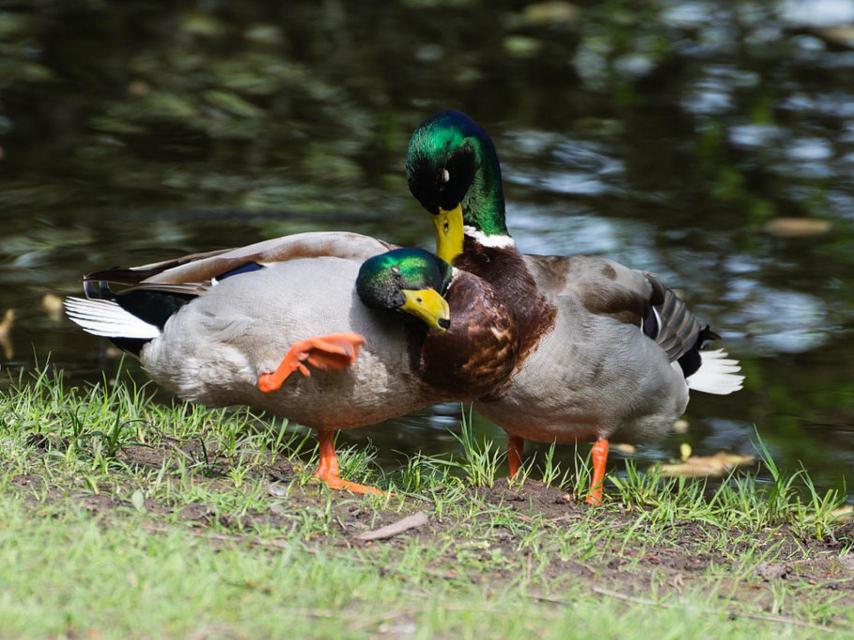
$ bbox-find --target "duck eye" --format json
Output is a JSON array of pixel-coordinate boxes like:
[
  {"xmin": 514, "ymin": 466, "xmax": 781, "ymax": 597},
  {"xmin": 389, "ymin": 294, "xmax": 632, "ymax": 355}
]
[
  {"xmin": 390, "ymin": 266, "xmax": 400, "ymax": 274},
  {"xmin": 441, "ymin": 168, "xmax": 450, "ymax": 183},
  {"xmin": 416, "ymin": 297, "xmax": 423, "ymax": 303}
]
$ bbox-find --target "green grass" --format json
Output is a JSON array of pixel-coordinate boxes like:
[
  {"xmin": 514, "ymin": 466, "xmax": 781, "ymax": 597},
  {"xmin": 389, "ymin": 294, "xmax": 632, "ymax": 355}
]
[{"xmin": 0, "ymin": 367, "xmax": 851, "ymax": 639}]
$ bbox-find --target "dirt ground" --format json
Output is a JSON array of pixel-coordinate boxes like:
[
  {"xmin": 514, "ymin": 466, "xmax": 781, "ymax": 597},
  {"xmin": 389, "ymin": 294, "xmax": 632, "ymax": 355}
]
[{"xmin": 11, "ymin": 437, "xmax": 853, "ymax": 618}]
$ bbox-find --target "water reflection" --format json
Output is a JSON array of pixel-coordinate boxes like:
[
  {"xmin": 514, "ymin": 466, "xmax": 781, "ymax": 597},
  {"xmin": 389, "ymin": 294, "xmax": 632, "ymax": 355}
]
[{"xmin": 0, "ymin": 0, "xmax": 851, "ymax": 499}]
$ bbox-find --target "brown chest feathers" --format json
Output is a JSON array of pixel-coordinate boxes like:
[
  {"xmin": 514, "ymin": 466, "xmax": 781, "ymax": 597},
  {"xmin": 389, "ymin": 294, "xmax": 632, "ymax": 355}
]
[
  {"xmin": 416, "ymin": 271, "xmax": 519, "ymax": 399},
  {"xmin": 454, "ymin": 238, "xmax": 556, "ymax": 368}
]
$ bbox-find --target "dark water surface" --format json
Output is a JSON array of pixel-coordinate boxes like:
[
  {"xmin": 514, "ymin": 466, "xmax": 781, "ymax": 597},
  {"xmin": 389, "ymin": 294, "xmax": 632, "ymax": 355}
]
[{"xmin": 1, "ymin": 1, "xmax": 852, "ymax": 497}]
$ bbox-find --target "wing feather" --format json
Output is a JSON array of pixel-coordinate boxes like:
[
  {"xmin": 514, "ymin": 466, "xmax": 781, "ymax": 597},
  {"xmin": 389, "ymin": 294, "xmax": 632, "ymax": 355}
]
[
  {"xmin": 524, "ymin": 254, "xmax": 705, "ymax": 363},
  {"xmin": 649, "ymin": 278, "xmax": 702, "ymax": 362},
  {"xmin": 84, "ymin": 231, "xmax": 396, "ymax": 297}
]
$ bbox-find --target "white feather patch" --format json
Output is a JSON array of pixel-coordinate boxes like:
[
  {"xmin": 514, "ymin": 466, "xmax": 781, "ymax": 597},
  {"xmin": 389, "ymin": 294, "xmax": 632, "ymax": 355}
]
[
  {"xmin": 64, "ymin": 297, "xmax": 161, "ymax": 339},
  {"xmin": 445, "ymin": 267, "xmax": 462, "ymax": 293},
  {"xmin": 463, "ymin": 227, "xmax": 515, "ymax": 248},
  {"xmin": 687, "ymin": 349, "xmax": 744, "ymax": 395},
  {"xmin": 640, "ymin": 307, "xmax": 663, "ymax": 335}
]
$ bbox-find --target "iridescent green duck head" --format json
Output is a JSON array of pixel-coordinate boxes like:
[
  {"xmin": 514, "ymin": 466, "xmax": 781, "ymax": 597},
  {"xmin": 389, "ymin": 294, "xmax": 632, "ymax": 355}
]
[
  {"xmin": 357, "ymin": 248, "xmax": 452, "ymax": 332},
  {"xmin": 405, "ymin": 110, "xmax": 510, "ymax": 264}
]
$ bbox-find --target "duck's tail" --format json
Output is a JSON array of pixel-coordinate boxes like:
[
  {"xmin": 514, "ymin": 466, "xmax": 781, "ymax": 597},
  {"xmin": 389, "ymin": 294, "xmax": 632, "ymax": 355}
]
[
  {"xmin": 643, "ymin": 277, "xmax": 744, "ymax": 395},
  {"xmin": 64, "ymin": 297, "xmax": 161, "ymax": 340},
  {"xmin": 686, "ymin": 348, "xmax": 744, "ymax": 395}
]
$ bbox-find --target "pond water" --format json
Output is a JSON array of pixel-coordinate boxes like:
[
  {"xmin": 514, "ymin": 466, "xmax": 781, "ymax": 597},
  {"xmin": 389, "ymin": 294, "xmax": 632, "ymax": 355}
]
[{"xmin": 1, "ymin": 1, "xmax": 852, "ymax": 498}]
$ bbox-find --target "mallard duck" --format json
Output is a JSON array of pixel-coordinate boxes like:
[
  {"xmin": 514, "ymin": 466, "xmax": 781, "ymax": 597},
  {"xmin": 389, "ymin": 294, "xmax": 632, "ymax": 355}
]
[
  {"xmin": 405, "ymin": 110, "xmax": 744, "ymax": 504},
  {"xmin": 65, "ymin": 232, "xmax": 516, "ymax": 494}
]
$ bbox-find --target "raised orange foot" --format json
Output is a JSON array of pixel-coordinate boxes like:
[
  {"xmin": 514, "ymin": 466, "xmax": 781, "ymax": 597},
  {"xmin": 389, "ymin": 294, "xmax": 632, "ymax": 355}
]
[
  {"xmin": 258, "ymin": 332, "xmax": 365, "ymax": 393},
  {"xmin": 314, "ymin": 430, "xmax": 384, "ymax": 496}
]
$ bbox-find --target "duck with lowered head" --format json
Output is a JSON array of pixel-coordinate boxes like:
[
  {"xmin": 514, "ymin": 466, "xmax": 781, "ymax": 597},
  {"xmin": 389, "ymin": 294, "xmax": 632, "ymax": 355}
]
[{"xmin": 405, "ymin": 110, "xmax": 744, "ymax": 504}]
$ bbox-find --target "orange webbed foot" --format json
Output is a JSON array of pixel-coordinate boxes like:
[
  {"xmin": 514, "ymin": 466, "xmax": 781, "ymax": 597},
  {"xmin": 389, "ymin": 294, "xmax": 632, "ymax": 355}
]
[
  {"xmin": 258, "ymin": 332, "xmax": 365, "ymax": 393},
  {"xmin": 313, "ymin": 430, "xmax": 386, "ymax": 496},
  {"xmin": 316, "ymin": 472, "xmax": 386, "ymax": 496}
]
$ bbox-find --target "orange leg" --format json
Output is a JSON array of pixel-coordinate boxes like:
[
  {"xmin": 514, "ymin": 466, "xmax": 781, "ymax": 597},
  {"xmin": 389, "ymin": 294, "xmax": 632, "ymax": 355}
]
[
  {"xmin": 507, "ymin": 434, "xmax": 524, "ymax": 477},
  {"xmin": 315, "ymin": 431, "xmax": 384, "ymax": 496},
  {"xmin": 585, "ymin": 437, "xmax": 609, "ymax": 506},
  {"xmin": 258, "ymin": 333, "xmax": 365, "ymax": 393}
]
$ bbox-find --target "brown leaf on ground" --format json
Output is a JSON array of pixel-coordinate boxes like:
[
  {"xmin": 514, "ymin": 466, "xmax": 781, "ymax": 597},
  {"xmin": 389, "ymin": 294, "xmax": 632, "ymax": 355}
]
[
  {"xmin": 355, "ymin": 511, "xmax": 429, "ymax": 542},
  {"xmin": 830, "ymin": 506, "xmax": 853, "ymax": 522},
  {"xmin": 756, "ymin": 563, "xmax": 791, "ymax": 581},
  {"xmin": 659, "ymin": 452, "xmax": 755, "ymax": 477}
]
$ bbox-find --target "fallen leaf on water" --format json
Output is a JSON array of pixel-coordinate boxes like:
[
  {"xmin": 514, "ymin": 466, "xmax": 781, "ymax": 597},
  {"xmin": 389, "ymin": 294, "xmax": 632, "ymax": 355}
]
[
  {"xmin": 0, "ymin": 309, "xmax": 14, "ymax": 359},
  {"xmin": 672, "ymin": 418, "xmax": 689, "ymax": 434},
  {"xmin": 41, "ymin": 293, "xmax": 64, "ymax": 321},
  {"xmin": 502, "ymin": 35, "xmax": 543, "ymax": 58},
  {"xmin": 127, "ymin": 79, "xmax": 151, "ymax": 97},
  {"xmin": 521, "ymin": 2, "xmax": 579, "ymax": 27},
  {"xmin": 0, "ymin": 309, "xmax": 13, "ymax": 336},
  {"xmin": 660, "ymin": 451, "xmax": 755, "ymax": 477},
  {"xmin": 0, "ymin": 337, "xmax": 12, "ymax": 360},
  {"xmin": 815, "ymin": 26, "xmax": 854, "ymax": 48},
  {"xmin": 762, "ymin": 217, "xmax": 831, "ymax": 238},
  {"xmin": 612, "ymin": 443, "xmax": 636, "ymax": 455}
]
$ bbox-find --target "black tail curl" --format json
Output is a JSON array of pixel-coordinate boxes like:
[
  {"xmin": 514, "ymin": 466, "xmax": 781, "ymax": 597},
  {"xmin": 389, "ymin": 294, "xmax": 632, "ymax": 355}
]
[{"xmin": 676, "ymin": 325, "xmax": 720, "ymax": 378}]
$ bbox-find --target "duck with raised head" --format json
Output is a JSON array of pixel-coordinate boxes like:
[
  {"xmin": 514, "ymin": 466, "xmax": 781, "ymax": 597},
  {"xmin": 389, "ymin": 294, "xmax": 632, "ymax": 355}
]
[
  {"xmin": 66, "ymin": 233, "xmax": 517, "ymax": 494},
  {"xmin": 405, "ymin": 110, "xmax": 744, "ymax": 505}
]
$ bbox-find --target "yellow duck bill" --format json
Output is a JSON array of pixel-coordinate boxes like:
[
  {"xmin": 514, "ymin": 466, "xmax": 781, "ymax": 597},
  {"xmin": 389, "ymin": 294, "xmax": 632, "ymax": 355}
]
[
  {"xmin": 432, "ymin": 204, "xmax": 464, "ymax": 264},
  {"xmin": 401, "ymin": 288, "xmax": 451, "ymax": 331}
]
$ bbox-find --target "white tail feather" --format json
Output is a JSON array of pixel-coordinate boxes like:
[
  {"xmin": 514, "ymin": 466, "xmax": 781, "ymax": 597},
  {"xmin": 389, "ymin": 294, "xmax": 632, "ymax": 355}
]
[
  {"xmin": 687, "ymin": 348, "xmax": 744, "ymax": 395},
  {"xmin": 64, "ymin": 297, "xmax": 160, "ymax": 339}
]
